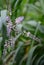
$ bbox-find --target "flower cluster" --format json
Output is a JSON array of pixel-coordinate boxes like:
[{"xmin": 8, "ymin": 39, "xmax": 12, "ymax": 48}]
[
  {"xmin": 6, "ymin": 16, "xmax": 12, "ymax": 36},
  {"xmin": 6, "ymin": 16, "xmax": 24, "ymax": 36}
]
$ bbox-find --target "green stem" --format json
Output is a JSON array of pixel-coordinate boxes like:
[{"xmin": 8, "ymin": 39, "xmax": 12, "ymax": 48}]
[{"xmin": 31, "ymin": 22, "xmax": 39, "ymax": 48}]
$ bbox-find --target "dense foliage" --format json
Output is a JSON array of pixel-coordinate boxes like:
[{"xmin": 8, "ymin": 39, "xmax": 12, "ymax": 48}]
[{"xmin": 0, "ymin": 0, "xmax": 44, "ymax": 65}]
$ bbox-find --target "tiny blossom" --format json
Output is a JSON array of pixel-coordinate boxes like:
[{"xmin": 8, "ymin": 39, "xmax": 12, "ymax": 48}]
[
  {"xmin": 26, "ymin": 32, "xmax": 31, "ymax": 37},
  {"xmin": 15, "ymin": 16, "xmax": 24, "ymax": 24},
  {"xmin": 6, "ymin": 16, "xmax": 10, "ymax": 22}
]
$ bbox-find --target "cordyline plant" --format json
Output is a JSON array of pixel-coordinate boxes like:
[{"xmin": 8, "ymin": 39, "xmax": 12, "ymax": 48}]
[{"xmin": 0, "ymin": 0, "xmax": 44, "ymax": 65}]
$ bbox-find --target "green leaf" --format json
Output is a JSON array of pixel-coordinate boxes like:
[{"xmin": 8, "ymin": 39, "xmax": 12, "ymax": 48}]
[
  {"xmin": 1, "ymin": 10, "xmax": 7, "ymax": 23},
  {"xmin": 26, "ymin": 45, "xmax": 41, "ymax": 65},
  {"xmin": 14, "ymin": 33, "xmax": 22, "ymax": 43},
  {"xmin": 39, "ymin": 25, "xmax": 44, "ymax": 33},
  {"xmin": 36, "ymin": 55, "xmax": 44, "ymax": 65},
  {"xmin": 0, "ymin": 37, "xmax": 2, "ymax": 42},
  {"xmin": 19, "ymin": 53, "xmax": 28, "ymax": 65},
  {"xmin": 39, "ymin": 0, "xmax": 44, "ymax": 14},
  {"xmin": 12, "ymin": 42, "xmax": 24, "ymax": 65},
  {"xmin": 0, "ymin": 10, "xmax": 7, "ymax": 30},
  {"xmin": 26, "ymin": 20, "xmax": 38, "ymax": 27},
  {"xmin": 0, "ymin": 17, "xmax": 2, "ymax": 30},
  {"xmin": 29, "ymin": 0, "xmax": 37, "ymax": 3},
  {"xmin": 1, "ymin": 24, "xmax": 7, "ymax": 56},
  {"xmin": 16, "ymin": 24, "xmax": 23, "ymax": 33}
]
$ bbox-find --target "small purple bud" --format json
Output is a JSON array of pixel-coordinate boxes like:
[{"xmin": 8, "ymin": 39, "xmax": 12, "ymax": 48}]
[
  {"xmin": 15, "ymin": 16, "xmax": 24, "ymax": 24},
  {"xmin": 6, "ymin": 16, "xmax": 10, "ymax": 22}
]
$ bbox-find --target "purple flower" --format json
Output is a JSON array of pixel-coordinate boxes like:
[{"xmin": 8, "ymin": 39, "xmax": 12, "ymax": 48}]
[
  {"xmin": 6, "ymin": 16, "xmax": 12, "ymax": 36},
  {"xmin": 7, "ymin": 22, "xmax": 12, "ymax": 36},
  {"xmin": 6, "ymin": 16, "xmax": 10, "ymax": 22},
  {"xmin": 15, "ymin": 16, "xmax": 24, "ymax": 24}
]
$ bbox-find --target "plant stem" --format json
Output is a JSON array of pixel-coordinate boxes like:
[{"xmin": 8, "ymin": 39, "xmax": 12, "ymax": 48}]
[{"xmin": 31, "ymin": 22, "xmax": 39, "ymax": 48}]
